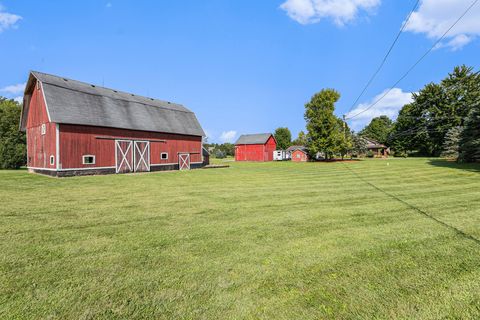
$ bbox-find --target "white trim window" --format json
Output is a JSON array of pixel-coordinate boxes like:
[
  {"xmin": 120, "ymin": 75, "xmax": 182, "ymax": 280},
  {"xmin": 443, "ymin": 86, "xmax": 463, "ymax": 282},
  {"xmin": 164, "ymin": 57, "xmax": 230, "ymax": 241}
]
[
  {"xmin": 41, "ymin": 124, "xmax": 46, "ymax": 135},
  {"xmin": 50, "ymin": 155, "xmax": 55, "ymax": 165},
  {"xmin": 161, "ymin": 152, "xmax": 168, "ymax": 160},
  {"xmin": 82, "ymin": 155, "xmax": 96, "ymax": 165}
]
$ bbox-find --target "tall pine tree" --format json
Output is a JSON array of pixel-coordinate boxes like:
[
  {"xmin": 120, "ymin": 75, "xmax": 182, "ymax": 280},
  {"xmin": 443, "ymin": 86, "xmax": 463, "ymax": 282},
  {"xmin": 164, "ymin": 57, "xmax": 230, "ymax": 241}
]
[{"xmin": 459, "ymin": 105, "xmax": 480, "ymax": 162}]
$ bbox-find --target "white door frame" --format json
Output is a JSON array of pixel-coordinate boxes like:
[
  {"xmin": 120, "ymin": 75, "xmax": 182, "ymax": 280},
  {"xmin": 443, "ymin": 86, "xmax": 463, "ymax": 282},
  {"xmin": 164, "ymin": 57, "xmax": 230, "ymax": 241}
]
[
  {"xmin": 134, "ymin": 140, "xmax": 150, "ymax": 172},
  {"xmin": 178, "ymin": 153, "xmax": 190, "ymax": 170},
  {"xmin": 115, "ymin": 140, "xmax": 133, "ymax": 173}
]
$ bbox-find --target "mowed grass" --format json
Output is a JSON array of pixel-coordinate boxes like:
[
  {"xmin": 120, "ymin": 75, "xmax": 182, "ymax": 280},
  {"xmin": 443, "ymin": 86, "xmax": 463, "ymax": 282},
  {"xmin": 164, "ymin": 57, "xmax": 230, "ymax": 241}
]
[{"xmin": 1, "ymin": 159, "xmax": 480, "ymax": 319}]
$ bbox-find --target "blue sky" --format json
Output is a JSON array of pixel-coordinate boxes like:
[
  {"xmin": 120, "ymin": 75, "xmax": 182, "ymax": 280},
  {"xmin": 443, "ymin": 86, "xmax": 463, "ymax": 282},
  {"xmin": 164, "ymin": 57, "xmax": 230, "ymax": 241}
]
[{"xmin": 1, "ymin": 1, "xmax": 479, "ymax": 142}]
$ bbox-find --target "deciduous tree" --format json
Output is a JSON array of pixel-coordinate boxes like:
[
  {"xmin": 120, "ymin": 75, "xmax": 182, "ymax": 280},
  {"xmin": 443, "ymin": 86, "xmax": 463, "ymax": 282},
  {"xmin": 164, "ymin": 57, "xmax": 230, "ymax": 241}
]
[{"xmin": 0, "ymin": 98, "xmax": 26, "ymax": 169}]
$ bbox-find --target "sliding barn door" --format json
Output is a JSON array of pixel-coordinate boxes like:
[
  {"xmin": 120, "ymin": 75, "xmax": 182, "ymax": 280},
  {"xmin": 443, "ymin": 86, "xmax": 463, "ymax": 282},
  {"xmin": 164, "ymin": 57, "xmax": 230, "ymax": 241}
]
[
  {"xmin": 178, "ymin": 153, "xmax": 190, "ymax": 170},
  {"xmin": 115, "ymin": 140, "xmax": 134, "ymax": 173},
  {"xmin": 134, "ymin": 141, "xmax": 150, "ymax": 172}
]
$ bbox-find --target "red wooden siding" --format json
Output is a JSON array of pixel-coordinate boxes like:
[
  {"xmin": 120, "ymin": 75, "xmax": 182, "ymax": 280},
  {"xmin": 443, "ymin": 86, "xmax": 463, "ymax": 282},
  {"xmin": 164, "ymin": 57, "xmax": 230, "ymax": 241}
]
[
  {"xmin": 26, "ymin": 81, "xmax": 57, "ymax": 169},
  {"xmin": 235, "ymin": 136, "xmax": 277, "ymax": 162},
  {"xmin": 292, "ymin": 150, "xmax": 308, "ymax": 162},
  {"xmin": 58, "ymin": 124, "xmax": 202, "ymax": 169}
]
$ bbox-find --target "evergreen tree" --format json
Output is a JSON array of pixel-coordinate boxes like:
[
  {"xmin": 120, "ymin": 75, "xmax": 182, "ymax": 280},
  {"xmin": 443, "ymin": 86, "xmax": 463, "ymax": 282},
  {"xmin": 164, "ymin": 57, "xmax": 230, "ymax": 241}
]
[
  {"xmin": 440, "ymin": 126, "xmax": 462, "ymax": 160},
  {"xmin": 459, "ymin": 105, "xmax": 480, "ymax": 162}
]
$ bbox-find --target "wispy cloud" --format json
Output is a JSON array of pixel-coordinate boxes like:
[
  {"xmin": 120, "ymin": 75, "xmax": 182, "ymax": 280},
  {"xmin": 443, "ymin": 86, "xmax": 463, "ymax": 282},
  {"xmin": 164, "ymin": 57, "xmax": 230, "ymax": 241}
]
[
  {"xmin": 14, "ymin": 96, "xmax": 23, "ymax": 104},
  {"xmin": 405, "ymin": 0, "xmax": 480, "ymax": 50},
  {"xmin": 219, "ymin": 130, "xmax": 237, "ymax": 143},
  {"xmin": 280, "ymin": 0, "xmax": 381, "ymax": 26},
  {"xmin": 1, "ymin": 82, "xmax": 26, "ymax": 95},
  {"xmin": 0, "ymin": 4, "xmax": 22, "ymax": 32},
  {"xmin": 347, "ymin": 88, "xmax": 414, "ymax": 131}
]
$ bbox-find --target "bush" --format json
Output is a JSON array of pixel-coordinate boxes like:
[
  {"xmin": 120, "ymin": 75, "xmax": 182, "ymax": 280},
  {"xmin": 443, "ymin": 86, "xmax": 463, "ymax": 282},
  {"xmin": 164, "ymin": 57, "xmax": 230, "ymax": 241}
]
[
  {"xmin": 366, "ymin": 151, "xmax": 375, "ymax": 158},
  {"xmin": 214, "ymin": 150, "xmax": 226, "ymax": 159}
]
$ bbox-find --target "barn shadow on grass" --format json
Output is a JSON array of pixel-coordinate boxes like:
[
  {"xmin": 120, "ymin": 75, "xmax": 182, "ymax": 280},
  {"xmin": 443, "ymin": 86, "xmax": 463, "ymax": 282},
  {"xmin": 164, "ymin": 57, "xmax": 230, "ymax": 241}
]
[{"xmin": 428, "ymin": 159, "xmax": 480, "ymax": 173}]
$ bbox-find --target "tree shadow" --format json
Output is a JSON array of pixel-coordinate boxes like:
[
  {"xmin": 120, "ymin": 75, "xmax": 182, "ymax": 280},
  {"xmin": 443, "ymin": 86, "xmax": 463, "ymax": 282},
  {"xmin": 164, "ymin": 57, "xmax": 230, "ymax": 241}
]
[{"xmin": 428, "ymin": 159, "xmax": 480, "ymax": 173}]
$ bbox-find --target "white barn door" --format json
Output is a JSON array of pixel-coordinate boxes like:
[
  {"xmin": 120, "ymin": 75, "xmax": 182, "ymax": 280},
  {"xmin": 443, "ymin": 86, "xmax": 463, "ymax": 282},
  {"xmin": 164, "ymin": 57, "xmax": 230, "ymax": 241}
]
[
  {"xmin": 134, "ymin": 141, "xmax": 150, "ymax": 172},
  {"xmin": 178, "ymin": 153, "xmax": 190, "ymax": 170},
  {"xmin": 115, "ymin": 140, "xmax": 133, "ymax": 173}
]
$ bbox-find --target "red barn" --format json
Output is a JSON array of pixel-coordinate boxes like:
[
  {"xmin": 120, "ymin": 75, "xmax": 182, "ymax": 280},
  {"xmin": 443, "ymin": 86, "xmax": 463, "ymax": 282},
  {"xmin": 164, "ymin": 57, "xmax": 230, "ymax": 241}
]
[
  {"xmin": 234, "ymin": 133, "xmax": 277, "ymax": 162},
  {"xmin": 20, "ymin": 71, "xmax": 206, "ymax": 177}
]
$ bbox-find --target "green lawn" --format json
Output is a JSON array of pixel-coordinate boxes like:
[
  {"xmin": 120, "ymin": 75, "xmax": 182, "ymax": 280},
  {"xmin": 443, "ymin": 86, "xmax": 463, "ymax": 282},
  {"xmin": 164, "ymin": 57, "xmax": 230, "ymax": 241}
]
[{"xmin": 1, "ymin": 158, "xmax": 480, "ymax": 319}]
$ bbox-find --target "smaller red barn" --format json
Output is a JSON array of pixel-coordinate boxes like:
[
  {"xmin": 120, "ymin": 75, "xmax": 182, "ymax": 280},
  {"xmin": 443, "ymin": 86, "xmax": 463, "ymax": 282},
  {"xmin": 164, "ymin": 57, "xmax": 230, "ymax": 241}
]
[
  {"xmin": 234, "ymin": 133, "xmax": 277, "ymax": 162},
  {"xmin": 290, "ymin": 146, "xmax": 309, "ymax": 162}
]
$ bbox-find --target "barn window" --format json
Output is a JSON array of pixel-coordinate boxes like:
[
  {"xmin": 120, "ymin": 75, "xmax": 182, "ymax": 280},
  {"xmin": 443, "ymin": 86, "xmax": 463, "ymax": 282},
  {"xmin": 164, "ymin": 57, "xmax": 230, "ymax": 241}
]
[
  {"xmin": 82, "ymin": 155, "xmax": 95, "ymax": 165},
  {"xmin": 161, "ymin": 152, "xmax": 168, "ymax": 160},
  {"xmin": 296, "ymin": 153, "xmax": 301, "ymax": 159},
  {"xmin": 50, "ymin": 155, "xmax": 55, "ymax": 165},
  {"xmin": 41, "ymin": 124, "xmax": 46, "ymax": 135}
]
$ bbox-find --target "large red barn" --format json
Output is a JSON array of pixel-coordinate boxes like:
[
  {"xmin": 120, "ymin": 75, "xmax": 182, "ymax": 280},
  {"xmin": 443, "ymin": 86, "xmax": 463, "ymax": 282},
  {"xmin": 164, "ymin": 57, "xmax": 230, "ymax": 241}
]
[
  {"xmin": 20, "ymin": 71, "xmax": 206, "ymax": 177},
  {"xmin": 234, "ymin": 133, "xmax": 277, "ymax": 162}
]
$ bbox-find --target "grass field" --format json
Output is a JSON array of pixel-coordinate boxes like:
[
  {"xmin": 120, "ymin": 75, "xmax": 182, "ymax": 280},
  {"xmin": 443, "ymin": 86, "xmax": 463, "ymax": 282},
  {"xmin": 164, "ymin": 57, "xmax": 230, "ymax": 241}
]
[{"xmin": 1, "ymin": 158, "xmax": 480, "ymax": 319}]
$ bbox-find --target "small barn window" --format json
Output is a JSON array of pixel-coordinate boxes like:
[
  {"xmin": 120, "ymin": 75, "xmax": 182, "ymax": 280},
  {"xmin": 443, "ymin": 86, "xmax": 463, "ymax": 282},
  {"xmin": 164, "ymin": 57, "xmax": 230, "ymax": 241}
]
[
  {"xmin": 83, "ymin": 155, "xmax": 95, "ymax": 165},
  {"xmin": 161, "ymin": 152, "xmax": 168, "ymax": 160},
  {"xmin": 41, "ymin": 124, "xmax": 46, "ymax": 135},
  {"xmin": 50, "ymin": 155, "xmax": 55, "ymax": 165}
]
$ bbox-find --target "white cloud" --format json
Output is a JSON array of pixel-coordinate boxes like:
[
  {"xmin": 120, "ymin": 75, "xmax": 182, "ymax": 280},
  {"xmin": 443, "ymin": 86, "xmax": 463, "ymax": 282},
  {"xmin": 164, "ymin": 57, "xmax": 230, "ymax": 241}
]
[
  {"xmin": 0, "ymin": 5, "xmax": 22, "ymax": 32},
  {"xmin": 219, "ymin": 130, "xmax": 237, "ymax": 143},
  {"xmin": 0, "ymin": 82, "xmax": 26, "ymax": 95},
  {"xmin": 405, "ymin": 0, "xmax": 480, "ymax": 50},
  {"xmin": 14, "ymin": 96, "xmax": 23, "ymax": 104},
  {"xmin": 346, "ymin": 88, "xmax": 414, "ymax": 131},
  {"xmin": 280, "ymin": 0, "xmax": 381, "ymax": 26}
]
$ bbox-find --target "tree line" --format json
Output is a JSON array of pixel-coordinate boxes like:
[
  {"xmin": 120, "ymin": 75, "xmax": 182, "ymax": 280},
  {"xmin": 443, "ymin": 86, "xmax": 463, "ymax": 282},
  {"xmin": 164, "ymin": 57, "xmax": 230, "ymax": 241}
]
[{"xmin": 271, "ymin": 65, "xmax": 479, "ymax": 162}]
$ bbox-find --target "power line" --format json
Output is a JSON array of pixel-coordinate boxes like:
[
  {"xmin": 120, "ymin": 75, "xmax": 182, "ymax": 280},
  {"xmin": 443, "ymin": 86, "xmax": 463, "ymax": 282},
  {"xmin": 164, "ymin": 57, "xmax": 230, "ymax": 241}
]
[
  {"xmin": 346, "ymin": 0, "xmax": 480, "ymax": 120},
  {"xmin": 347, "ymin": 0, "xmax": 420, "ymax": 114}
]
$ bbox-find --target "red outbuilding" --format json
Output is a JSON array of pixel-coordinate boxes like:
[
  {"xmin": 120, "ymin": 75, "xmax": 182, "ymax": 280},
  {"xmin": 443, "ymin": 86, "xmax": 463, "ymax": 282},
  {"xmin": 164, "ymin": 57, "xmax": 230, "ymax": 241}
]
[
  {"xmin": 289, "ymin": 146, "xmax": 309, "ymax": 162},
  {"xmin": 20, "ymin": 71, "xmax": 206, "ymax": 176},
  {"xmin": 234, "ymin": 133, "xmax": 277, "ymax": 162}
]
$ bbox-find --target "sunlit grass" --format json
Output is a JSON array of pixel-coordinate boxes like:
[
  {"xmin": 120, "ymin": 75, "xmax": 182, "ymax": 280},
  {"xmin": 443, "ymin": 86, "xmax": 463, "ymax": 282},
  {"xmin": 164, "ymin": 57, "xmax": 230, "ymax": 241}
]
[{"xmin": 1, "ymin": 158, "xmax": 479, "ymax": 319}]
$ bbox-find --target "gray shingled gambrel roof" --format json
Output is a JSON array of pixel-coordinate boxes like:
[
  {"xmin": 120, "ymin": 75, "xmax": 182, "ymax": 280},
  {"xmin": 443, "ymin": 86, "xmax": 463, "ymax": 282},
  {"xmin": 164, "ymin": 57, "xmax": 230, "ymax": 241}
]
[
  {"xmin": 21, "ymin": 71, "xmax": 205, "ymax": 137},
  {"xmin": 235, "ymin": 133, "xmax": 274, "ymax": 145}
]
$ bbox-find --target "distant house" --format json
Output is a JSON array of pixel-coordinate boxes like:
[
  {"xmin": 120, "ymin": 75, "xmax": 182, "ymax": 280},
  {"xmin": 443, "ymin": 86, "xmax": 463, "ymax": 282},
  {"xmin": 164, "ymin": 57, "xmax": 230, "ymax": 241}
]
[
  {"xmin": 289, "ymin": 146, "xmax": 309, "ymax": 162},
  {"xmin": 364, "ymin": 138, "xmax": 390, "ymax": 157},
  {"xmin": 234, "ymin": 133, "xmax": 277, "ymax": 162}
]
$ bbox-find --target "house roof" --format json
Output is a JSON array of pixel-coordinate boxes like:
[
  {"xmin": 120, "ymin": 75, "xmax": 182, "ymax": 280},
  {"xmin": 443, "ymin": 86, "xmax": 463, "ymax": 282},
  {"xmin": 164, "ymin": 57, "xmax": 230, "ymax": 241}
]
[
  {"xmin": 363, "ymin": 137, "xmax": 387, "ymax": 149},
  {"xmin": 20, "ymin": 71, "xmax": 205, "ymax": 137},
  {"xmin": 286, "ymin": 145, "xmax": 307, "ymax": 153},
  {"xmin": 235, "ymin": 133, "xmax": 274, "ymax": 145}
]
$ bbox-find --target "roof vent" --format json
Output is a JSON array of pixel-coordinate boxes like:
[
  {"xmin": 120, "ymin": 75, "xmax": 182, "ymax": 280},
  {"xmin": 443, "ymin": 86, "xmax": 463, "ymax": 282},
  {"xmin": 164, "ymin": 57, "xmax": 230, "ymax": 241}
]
[
  {"xmin": 131, "ymin": 94, "xmax": 135, "ymax": 96},
  {"xmin": 91, "ymin": 85, "xmax": 96, "ymax": 88},
  {"xmin": 113, "ymin": 90, "xmax": 118, "ymax": 93},
  {"xmin": 63, "ymin": 78, "xmax": 68, "ymax": 82},
  {"xmin": 167, "ymin": 102, "xmax": 171, "ymax": 104},
  {"xmin": 150, "ymin": 98, "xmax": 154, "ymax": 101}
]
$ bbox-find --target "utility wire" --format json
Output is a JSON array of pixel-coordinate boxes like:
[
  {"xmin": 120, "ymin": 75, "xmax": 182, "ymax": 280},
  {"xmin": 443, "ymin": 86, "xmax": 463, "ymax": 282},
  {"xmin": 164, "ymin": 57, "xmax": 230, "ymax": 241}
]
[
  {"xmin": 346, "ymin": 0, "xmax": 480, "ymax": 120},
  {"xmin": 347, "ymin": 0, "xmax": 420, "ymax": 114}
]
